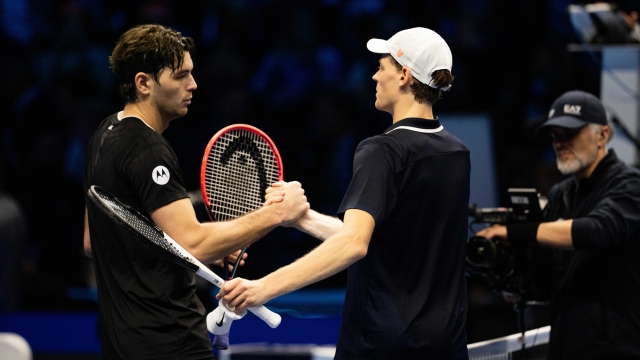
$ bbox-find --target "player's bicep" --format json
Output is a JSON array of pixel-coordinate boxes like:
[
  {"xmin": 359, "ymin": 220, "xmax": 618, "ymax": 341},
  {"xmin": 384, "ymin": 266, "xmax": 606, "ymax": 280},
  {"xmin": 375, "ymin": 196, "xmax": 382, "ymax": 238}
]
[
  {"xmin": 341, "ymin": 208, "xmax": 375, "ymax": 253},
  {"xmin": 339, "ymin": 139, "xmax": 398, "ymax": 223},
  {"xmin": 150, "ymin": 198, "xmax": 204, "ymax": 257},
  {"xmin": 123, "ymin": 143, "xmax": 188, "ymax": 212}
]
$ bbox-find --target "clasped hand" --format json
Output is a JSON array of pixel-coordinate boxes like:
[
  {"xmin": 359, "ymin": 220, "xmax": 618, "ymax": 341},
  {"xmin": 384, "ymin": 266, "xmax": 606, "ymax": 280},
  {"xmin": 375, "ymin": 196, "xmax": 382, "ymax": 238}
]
[
  {"xmin": 263, "ymin": 181, "xmax": 309, "ymax": 226},
  {"xmin": 216, "ymin": 277, "xmax": 268, "ymax": 313}
]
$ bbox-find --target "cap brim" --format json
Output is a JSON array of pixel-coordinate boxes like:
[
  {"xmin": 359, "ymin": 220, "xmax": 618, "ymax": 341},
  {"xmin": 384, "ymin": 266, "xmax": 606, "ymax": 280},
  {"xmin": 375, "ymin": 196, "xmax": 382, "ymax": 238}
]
[
  {"xmin": 367, "ymin": 38, "xmax": 389, "ymax": 54},
  {"xmin": 535, "ymin": 116, "xmax": 588, "ymax": 135}
]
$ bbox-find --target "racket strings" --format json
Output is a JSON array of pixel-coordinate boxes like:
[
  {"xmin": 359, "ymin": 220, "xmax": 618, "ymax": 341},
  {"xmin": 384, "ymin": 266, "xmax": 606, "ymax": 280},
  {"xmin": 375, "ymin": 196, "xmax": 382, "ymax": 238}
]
[
  {"xmin": 95, "ymin": 190, "xmax": 196, "ymax": 264},
  {"xmin": 204, "ymin": 130, "xmax": 280, "ymax": 221}
]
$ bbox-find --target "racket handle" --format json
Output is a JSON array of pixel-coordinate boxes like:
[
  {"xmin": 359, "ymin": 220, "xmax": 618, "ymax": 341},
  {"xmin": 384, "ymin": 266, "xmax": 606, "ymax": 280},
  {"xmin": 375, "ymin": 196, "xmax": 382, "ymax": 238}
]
[
  {"xmin": 212, "ymin": 334, "xmax": 230, "ymax": 350},
  {"xmin": 247, "ymin": 306, "xmax": 281, "ymax": 328},
  {"xmin": 194, "ymin": 265, "xmax": 281, "ymax": 327},
  {"xmin": 145, "ymin": 226, "xmax": 280, "ymax": 332},
  {"xmin": 195, "ymin": 267, "xmax": 225, "ymax": 288}
]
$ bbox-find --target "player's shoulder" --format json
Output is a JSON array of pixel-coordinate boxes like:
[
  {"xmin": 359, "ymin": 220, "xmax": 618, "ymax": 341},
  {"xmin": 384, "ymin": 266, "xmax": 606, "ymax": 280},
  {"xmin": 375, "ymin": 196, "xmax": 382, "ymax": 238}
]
[
  {"xmin": 90, "ymin": 113, "xmax": 119, "ymax": 135},
  {"xmin": 115, "ymin": 117, "xmax": 168, "ymax": 147},
  {"xmin": 439, "ymin": 128, "xmax": 469, "ymax": 150},
  {"xmin": 357, "ymin": 134, "xmax": 386, "ymax": 147},
  {"xmin": 352, "ymin": 136, "xmax": 402, "ymax": 171},
  {"xmin": 100, "ymin": 112, "xmax": 119, "ymax": 127},
  {"xmin": 355, "ymin": 135, "xmax": 399, "ymax": 156},
  {"xmin": 98, "ymin": 117, "xmax": 174, "ymax": 166}
]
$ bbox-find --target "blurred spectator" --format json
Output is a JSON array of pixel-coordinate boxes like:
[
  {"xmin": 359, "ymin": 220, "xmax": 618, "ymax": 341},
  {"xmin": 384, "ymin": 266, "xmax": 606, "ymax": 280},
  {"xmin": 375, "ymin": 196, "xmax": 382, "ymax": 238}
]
[{"xmin": 0, "ymin": 185, "xmax": 27, "ymax": 311}]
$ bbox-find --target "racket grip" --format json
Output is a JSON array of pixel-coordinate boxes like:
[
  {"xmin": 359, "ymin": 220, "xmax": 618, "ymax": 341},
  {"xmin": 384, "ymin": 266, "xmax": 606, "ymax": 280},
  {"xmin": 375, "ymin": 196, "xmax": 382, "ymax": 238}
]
[
  {"xmin": 194, "ymin": 266, "xmax": 281, "ymax": 328},
  {"xmin": 207, "ymin": 307, "xmax": 235, "ymax": 335},
  {"xmin": 248, "ymin": 306, "xmax": 281, "ymax": 328},
  {"xmin": 212, "ymin": 334, "xmax": 230, "ymax": 350}
]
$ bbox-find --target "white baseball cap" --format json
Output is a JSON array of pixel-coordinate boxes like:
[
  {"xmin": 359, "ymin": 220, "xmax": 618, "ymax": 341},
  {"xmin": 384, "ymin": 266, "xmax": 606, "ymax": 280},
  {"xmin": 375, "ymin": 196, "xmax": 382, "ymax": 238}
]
[{"xmin": 367, "ymin": 27, "xmax": 453, "ymax": 91}]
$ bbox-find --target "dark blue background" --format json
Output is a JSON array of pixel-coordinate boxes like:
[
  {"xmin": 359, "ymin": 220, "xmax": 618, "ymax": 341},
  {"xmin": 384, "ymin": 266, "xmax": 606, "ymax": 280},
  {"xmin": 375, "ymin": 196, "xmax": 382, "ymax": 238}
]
[{"xmin": 0, "ymin": 0, "xmax": 611, "ymax": 354}]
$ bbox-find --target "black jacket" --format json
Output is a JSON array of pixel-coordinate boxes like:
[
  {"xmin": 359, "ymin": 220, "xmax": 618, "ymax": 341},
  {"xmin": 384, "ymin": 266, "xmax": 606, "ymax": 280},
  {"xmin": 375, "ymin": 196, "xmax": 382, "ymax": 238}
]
[{"xmin": 546, "ymin": 150, "xmax": 640, "ymax": 359}]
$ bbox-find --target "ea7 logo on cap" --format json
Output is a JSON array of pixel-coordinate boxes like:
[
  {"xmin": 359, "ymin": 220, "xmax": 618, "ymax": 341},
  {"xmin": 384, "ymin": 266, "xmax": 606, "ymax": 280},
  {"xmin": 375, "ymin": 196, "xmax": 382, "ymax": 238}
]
[
  {"xmin": 563, "ymin": 104, "xmax": 581, "ymax": 116},
  {"xmin": 152, "ymin": 166, "xmax": 170, "ymax": 185}
]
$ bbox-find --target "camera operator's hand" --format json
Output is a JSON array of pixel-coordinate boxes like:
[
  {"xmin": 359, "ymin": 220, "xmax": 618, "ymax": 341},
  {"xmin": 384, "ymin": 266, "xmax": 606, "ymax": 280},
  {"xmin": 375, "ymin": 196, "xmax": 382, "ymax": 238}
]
[
  {"xmin": 476, "ymin": 224, "xmax": 507, "ymax": 240},
  {"xmin": 502, "ymin": 291, "xmax": 522, "ymax": 304}
]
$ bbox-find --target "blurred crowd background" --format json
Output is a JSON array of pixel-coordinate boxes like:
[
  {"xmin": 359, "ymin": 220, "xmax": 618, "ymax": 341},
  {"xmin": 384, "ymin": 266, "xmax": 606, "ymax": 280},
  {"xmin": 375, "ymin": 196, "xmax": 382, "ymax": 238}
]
[{"xmin": 0, "ymin": 0, "xmax": 627, "ymax": 344}]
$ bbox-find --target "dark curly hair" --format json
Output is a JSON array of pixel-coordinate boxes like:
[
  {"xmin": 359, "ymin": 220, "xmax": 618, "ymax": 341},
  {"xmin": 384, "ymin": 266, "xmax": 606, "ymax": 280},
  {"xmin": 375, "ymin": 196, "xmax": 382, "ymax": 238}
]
[
  {"xmin": 109, "ymin": 24, "xmax": 195, "ymax": 103},
  {"xmin": 385, "ymin": 54, "xmax": 454, "ymax": 105}
]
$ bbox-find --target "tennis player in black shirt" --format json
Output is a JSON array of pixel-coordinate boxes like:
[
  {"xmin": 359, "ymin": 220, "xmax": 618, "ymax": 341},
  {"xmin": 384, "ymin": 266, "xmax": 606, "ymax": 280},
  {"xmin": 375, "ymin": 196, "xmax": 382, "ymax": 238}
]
[
  {"xmin": 219, "ymin": 27, "xmax": 471, "ymax": 359},
  {"xmin": 83, "ymin": 24, "xmax": 309, "ymax": 359},
  {"xmin": 477, "ymin": 90, "xmax": 640, "ymax": 359}
]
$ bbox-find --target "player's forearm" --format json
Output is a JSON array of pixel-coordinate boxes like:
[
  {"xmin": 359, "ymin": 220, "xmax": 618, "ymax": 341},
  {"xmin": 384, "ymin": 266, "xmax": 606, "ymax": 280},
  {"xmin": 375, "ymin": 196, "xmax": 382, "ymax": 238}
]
[
  {"xmin": 261, "ymin": 227, "xmax": 368, "ymax": 301},
  {"xmin": 293, "ymin": 209, "xmax": 343, "ymax": 240},
  {"xmin": 153, "ymin": 198, "xmax": 280, "ymax": 263},
  {"xmin": 195, "ymin": 206, "xmax": 280, "ymax": 262}
]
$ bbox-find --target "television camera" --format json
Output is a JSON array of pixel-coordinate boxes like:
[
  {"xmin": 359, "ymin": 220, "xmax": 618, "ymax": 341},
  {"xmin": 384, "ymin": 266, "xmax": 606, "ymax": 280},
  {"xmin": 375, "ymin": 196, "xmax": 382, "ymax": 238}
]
[{"xmin": 466, "ymin": 188, "xmax": 550, "ymax": 300}]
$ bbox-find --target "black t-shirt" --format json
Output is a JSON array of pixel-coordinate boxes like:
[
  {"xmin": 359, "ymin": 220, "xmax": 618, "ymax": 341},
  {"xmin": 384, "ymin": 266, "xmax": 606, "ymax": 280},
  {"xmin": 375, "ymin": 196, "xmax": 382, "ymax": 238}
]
[
  {"xmin": 83, "ymin": 113, "xmax": 213, "ymax": 360},
  {"xmin": 335, "ymin": 118, "xmax": 470, "ymax": 360}
]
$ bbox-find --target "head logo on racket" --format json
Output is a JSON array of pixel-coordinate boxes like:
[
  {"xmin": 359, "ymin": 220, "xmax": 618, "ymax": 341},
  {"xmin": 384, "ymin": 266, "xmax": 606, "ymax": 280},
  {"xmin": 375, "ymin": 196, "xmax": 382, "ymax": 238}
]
[
  {"xmin": 201, "ymin": 125, "xmax": 283, "ymax": 222},
  {"xmin": 152, "ymin": 165, "xmax": 170, "ymax": 185},
  {"xmin": 219, "ymin": 134, "xmax": 269, "ymax": 203}
]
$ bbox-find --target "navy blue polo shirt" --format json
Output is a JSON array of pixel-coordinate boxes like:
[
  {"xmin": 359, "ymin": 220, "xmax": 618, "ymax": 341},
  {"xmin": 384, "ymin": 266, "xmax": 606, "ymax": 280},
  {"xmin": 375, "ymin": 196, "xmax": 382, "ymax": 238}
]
[{"xmin": 335, "ymin": 118, "xmax": 471, "ymax": 359}]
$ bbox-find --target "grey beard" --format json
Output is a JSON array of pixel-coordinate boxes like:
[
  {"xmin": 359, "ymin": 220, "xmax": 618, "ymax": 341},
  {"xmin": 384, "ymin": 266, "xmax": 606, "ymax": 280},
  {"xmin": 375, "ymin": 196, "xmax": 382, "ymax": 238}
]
[
  {"xmin": 556, "ymin": 149, "xmax": 598, "ymax": 175},
  {"xmin": 556, "ymin": 158, "xmax": 584, "ymax": 175}
]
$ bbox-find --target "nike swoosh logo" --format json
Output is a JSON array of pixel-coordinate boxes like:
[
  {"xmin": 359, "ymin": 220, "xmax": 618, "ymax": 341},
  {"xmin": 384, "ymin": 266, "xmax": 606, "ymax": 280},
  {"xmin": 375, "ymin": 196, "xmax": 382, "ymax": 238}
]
[{"xmin": 216, "ymin": 313, "xmax": 225, "ymax": 327}]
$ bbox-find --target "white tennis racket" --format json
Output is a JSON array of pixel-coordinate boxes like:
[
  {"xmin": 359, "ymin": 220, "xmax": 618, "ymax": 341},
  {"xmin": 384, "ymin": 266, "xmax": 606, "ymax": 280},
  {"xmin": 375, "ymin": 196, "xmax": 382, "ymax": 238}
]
[{"xmin": 86, "ymin": 185, "xmax": 282, "ymax": 329}]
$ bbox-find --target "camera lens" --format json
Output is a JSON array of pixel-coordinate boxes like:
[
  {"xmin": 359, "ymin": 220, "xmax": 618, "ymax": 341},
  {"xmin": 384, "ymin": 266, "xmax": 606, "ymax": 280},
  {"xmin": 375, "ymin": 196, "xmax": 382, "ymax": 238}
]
[{"xmin": 467, "ymin": 236, "xmax": 498, "ymax": 268}]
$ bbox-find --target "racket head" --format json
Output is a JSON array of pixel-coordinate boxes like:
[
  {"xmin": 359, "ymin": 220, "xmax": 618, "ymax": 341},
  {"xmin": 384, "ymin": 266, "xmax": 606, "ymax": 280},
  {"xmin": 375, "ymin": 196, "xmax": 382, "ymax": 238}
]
[
  {"xmin": 87, "ymin": 185, "xmax": 199, "ymax": 273},
  {"xmin": 200, "ymin": 124, "xmax": 284, "ymax": 222}
]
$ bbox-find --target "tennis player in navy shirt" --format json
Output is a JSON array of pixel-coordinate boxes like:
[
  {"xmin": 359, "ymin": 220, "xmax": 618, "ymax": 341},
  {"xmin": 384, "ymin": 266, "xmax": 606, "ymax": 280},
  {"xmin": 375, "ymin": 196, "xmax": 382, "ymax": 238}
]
[{"xmin": 219, "ymin": 27, "xmax": 471, "ymax": 359}]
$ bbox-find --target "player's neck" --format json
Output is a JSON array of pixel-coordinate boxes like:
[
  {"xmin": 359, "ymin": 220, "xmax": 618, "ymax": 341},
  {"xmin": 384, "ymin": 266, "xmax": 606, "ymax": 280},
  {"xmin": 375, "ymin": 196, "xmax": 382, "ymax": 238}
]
[
  {"xmin": 391, "ymin": 98, "xmax": 435, "ymax": 123},
  {"xmin": 122, "ymin": 102, "xmax": 167, "ymax": 134}
]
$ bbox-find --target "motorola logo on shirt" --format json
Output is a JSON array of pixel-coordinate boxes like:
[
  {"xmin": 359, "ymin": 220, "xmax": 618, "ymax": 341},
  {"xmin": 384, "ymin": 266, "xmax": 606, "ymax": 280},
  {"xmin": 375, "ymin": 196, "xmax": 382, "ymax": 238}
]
[{"xmin": 152, "ymin": 166, "xmax": 170, "ymax": 185}]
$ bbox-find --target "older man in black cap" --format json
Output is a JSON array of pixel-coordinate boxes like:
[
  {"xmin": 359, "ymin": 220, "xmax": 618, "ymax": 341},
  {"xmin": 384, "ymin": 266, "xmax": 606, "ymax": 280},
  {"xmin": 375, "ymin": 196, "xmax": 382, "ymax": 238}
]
[{"xmin": 478, "ymin": 90, "xmax": 640, "ymax": 359}]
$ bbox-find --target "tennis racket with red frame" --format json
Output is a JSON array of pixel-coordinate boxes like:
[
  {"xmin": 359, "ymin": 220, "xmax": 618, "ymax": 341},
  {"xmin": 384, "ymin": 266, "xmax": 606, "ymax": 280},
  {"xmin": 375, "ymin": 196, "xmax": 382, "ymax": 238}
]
[{"xmin": 200, "ymin": 124, "xmax": 283, "ymax": 350}]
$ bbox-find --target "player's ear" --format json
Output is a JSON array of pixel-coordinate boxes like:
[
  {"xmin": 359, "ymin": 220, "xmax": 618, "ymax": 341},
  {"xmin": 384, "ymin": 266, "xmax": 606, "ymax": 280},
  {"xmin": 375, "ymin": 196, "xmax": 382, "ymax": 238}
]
[
  {"xmin": 399, "ymin": 66, "xmax": 412, "ymax": 87},
  {"xmin": 134, "ymin": 72, "xmax": 152, "ymax": 96}
]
